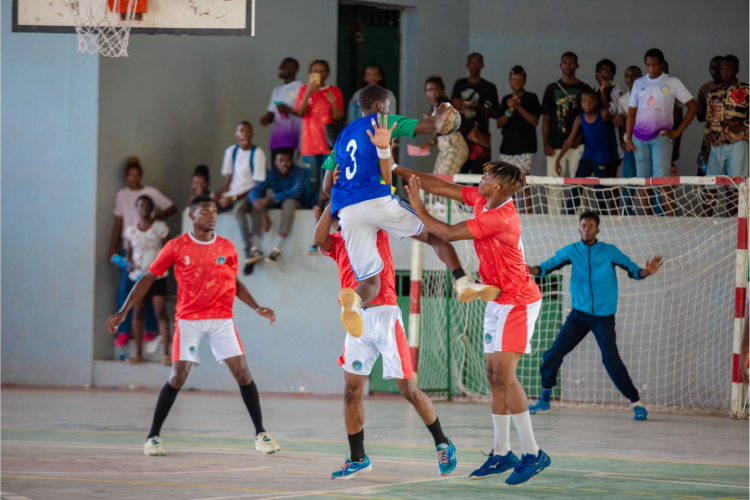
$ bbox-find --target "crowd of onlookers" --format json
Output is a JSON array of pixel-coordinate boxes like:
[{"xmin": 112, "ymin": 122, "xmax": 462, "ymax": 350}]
[{"xmin": 108, "ymin": 48, "xmax": 747, "ymax": 362}]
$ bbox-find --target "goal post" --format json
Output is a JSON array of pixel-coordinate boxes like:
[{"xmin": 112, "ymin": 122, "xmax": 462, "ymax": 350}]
[{"xmin": 409, "ymin": 175, "xmax": 748, "ymax": 416}]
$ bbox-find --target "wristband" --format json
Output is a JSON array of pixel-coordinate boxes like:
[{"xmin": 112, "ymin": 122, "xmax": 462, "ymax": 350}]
[
  {"xmin": 377, "ymin": 147, "xmax": 391, "ymax": 159},
  {"xmin": 391, "ymin": 162, "xmax": 399, "ymax": 171},
  {"xmin": 505, "ymin": 109, "xmax": 514, "ymax": 117}
]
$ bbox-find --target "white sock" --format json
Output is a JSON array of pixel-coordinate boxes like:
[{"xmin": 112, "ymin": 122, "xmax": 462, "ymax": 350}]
[
  {"xmin": 274, "ymin": 235, "xmax": 286, "ymax": 250},
  {"xmin": 511, "ymin": 410, "xmax": 540, "ymax": 456},
  {"xmin": 632, "ymin": 400, "xmax": 644, "ymax": 407},
  {"xmin": 491, "ymin": 414, "xmax": 511, "ymax": 456}
]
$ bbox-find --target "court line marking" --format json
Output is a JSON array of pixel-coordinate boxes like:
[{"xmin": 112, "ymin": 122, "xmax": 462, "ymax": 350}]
[
  {"xmin": 672, "ymin": 495, "xmax": 703, "ymax": 498},
  {"xmin": 4, "ymin": 427, "xmax": 747, "ymax": 468},
  {"xmin": 624, "ymin": 492, "xmax": 657, "ymax": 496}
]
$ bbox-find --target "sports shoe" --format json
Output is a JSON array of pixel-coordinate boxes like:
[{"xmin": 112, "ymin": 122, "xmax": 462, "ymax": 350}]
[
  {"xmin": 455, "ymin": 276, "xmax": 501, "ymax": 303},
  {"xmin": 265, "ymin": 249, "xmax": 281, "ymax": 264},
  {"xmin": 115, "ymin": 333, "xmax": 130, "ymax": 347},
  {"xmin": 339, "ymin": 288, "xmax": 363, "ymax": 337},
  {"xmin": 145, "ymin": 334, "xmax": 161, "ymax": 355},
  {"xmin": 247, "ymin": 248, "xmax": 265, "ymax": 265},
  {"xmin": 144, "ymin": 436, "xmax": 165, "ymax": 456},
  {"xmin": 330, "ymin": 455, "xmax": 372, "ymax": 480},
  {"xmin": 255, "ymin": 432, "xmax": 280, "ymax": 454},
  {"xmin": 633, "ymin": 405, "xmax": 648, "ymax": 421},
  {"xmin": 469, "ymin": 450, "xmax": 518, "ymax": 479},
  {"xmin": 436, "ymin": 438, "xmax": 457, "ymax": 476},
  {"xmin": 505, "ymin": 449, "xmax": 551, "ymax": 485},
  {"xmin": 529, "ymin": 399, "xmax": 551, "ymax": 414},
  {"xmin": 306, "ymin": 243, "xmax": 320, "ymax": 256}
]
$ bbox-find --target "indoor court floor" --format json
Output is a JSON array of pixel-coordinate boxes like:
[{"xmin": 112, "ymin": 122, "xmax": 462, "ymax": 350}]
[{"xmin": 1, "ymin": 387, "xmax": 748, "ymax": 500}]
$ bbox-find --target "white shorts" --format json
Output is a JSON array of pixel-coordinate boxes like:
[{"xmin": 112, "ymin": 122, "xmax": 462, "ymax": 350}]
[
  {"xmin": 337, "ymin": 305, "xmax": 414, "ymax": 379},
  {"xmin": 338, "ymin": 196, "xmax": 424, "ymax": 280},
  {"xmin": 173, "ymin": 319, "xmax": 245, "ymax": 365},
  {"xmin": 483, "ymin": 300, "xmax": 542, "ymax": 354}
]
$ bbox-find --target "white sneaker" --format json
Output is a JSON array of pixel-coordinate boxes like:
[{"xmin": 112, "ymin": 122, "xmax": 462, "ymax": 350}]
[
  {"xmin": 339, "ymin": 288, "xmax": 363, "ymax": 337},
  {"xmin": 454, "ymin": 276, "xmax": 501, "ymax": 303},
  {"xmin": 255, "ymin": 432, "xmax": 281, "ymax": 454},
  {"xmin": 145, "ymin": 335, "xmax": 162, "ymax": 355},
  {"xmin": 144, "ymin": 436, "xmax": 166, "ymax": 456}
]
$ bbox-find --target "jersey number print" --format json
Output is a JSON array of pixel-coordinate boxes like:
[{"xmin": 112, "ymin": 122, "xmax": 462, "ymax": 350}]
[{"xmin": 345, "ymin": 139, "xmax": 358, "ymax": 180}]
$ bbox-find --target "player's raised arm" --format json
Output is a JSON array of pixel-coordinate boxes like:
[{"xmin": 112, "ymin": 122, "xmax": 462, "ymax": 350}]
[
  {"xmin": 367, "ymin": 113, "xmax": 398, "ymax": 187},
  {"xmin": 106, "ymin": 272, "xmax": 159, "ymax": 333},
  {"xmin": 404, "ymin": 176, "xmax": 474, "ymax": 242},
  {"xmin": 392, "ymin": 165, "xmax": 464, "ymax": 202},
  {"xmin": 414, "ymin": 102, "xmax": 453, "ymax": 135},
  {"xmin": 235, "ymin": 278, "xmax": 276, "ymax": 325},
  {"xmin": 313, "ymin": 203, "xmax": 335, "ymax": 253},
  {"xmin": 530, "ymin": 246, "xmax": 573, "ymax": 277}
]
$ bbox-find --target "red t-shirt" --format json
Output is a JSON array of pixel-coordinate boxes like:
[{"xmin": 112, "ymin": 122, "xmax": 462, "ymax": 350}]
[
  {"xmin": 462, "ymin": 186, "xmax": 541, "ymax": 306},
  {"xmin": 295, "ymin": 85, "xmax": 344, "ymax": 156},
  {"xmin": 149, "ymin": 232, "xmax": 239, "ymax": 320},
  {"xmin": 321, "ymin": 230, "xmax": 398, "ymax": 307}
]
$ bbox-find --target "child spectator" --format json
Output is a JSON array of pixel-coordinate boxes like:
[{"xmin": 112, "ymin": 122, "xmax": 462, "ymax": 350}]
[
  {"xmin": 246, "ymin": 150, "xmax": 308, "ymax": 271},
  {"xmin": 348, "ymin": 64, "xmax": 397, "ymax": 123},
  {"xmin": 593, "ymin": 59, "xmax": 623, "ymax": 176},
  {"xmin": 216, "ymin": 121, "xmax": 269, "ymax": 275},
  {"xmin": 260, "ymin": 58, "xmax": 304, "ymax": 160},
  {"xmin": 190, "ymin": 165, "xmax": 213, "ymax": 200},
  {"xmin": 420, "ymin": 75, "xmax": 469, "ymax": 175},
  {"xmin": 124, "ymin": 195, "xmax": 171, "ymax": 365}
]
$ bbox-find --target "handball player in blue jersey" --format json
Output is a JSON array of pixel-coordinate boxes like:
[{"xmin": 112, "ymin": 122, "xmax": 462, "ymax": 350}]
[{"xmin": 321, "ymin": 84, "xmax": 500, "ymax": 337}]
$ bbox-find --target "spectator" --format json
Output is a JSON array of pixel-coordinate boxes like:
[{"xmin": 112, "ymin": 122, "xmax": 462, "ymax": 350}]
[
  {"xmin": 124, "ymin": 195, "xmax": 171, "ymax": 365},
  {"xmin": 216, "ymin": 121, "xmax": 269, "ymax": 275},
  {"xmin": 420, "ymin": 75, "xmax": 469, "ymax": 175},
  {"xmin": 593, "ymin": 59, "xmax": 624, "ymax": 176},
  {"xmin": 190, "ymin": 165, "xmax": 213, "ymax": 202},
  {"xmin": 247, "ymin": 150, "xmax": 308, "ymax": 269},
  {"xmin": 451, "ymin": 53, "xmax": 500, "ymax": 174},
  {"xmin": 614, "ymin": 66, "xmax": 643, "ymax": 215},
  {"xmin": 260, "ymin": 58, "xmax": 304, "ymax": 160},
  {"xmin": 348, "ymin": 64, "xmax": 397, "ymax": 123},
  {"xmin": 295, "ymin": 59, "xmax": 344, "ymax": 205},
  {"xmin": 496, "ymin": 66, "xmax": 541, "ymax": 212},
  {"xmin": 662, "ymin": 60, "xmax": 684, "ymax": 172},
  {"xmin": 697, "ymin": 56, "xmax": 724, "ymax": 123}
]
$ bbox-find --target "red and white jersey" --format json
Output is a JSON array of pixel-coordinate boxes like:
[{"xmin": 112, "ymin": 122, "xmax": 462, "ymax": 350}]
[
  {"xmin": 149, "ymin": 232, "xmax": 239, "ymax": 320},
  {"xmin": 462, "ymin": 186, "xmax": 541, "ymax": 306},
  {"xmin": 322, "ymin": 230, "xmax": 398, "ymax": 307}
]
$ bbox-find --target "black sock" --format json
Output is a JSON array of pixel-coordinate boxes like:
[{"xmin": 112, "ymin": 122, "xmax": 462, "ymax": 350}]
[
  {"xmin": 426, "ymin": 417, "xmax": 449, "ymax": 447},
  {"xmin": 148, "ymin": 382, "xmax": 180, "ymax": 439},
  {"xmin": 452, "ymin": 268, "xmax": 466, "ymax": 281},
  {"xmin": 239, "ymin": 381, "xmax": 266, "ymax": 435},
  {"xmin": 347, "ymin": 429, "xmax": 365, "ymax": 462}
]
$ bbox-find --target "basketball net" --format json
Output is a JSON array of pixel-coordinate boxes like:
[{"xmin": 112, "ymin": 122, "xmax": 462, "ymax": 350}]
[{"xmin": 69, "ymin": 0, "xmax": 139, "ymax": 58}]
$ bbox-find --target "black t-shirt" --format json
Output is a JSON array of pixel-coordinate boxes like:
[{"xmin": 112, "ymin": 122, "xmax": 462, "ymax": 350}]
[
  {"xmin": 498, "ymin": 92, "xmax": 542, "ymax": 155},
  {"xmin": 542, "ymin": 79, "xmax": 592, "ymax": 149},
  {"xmin": 451, "ymin": 78, "xmax": 500, "ymax": 137}
]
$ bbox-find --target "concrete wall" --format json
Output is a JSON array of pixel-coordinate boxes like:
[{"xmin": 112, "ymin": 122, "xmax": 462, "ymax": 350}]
[
  {"xmin": 469, "ymin": 0, "xmax": 750, "ymax": 176},
  {"xmin": 1, "ymin": 0, "xmax": 99, "ymax": 385}
]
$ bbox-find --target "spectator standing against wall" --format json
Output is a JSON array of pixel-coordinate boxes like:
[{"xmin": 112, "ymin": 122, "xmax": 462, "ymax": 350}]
[
  {"xmin": 260, "ymin": 58, "xmax": 304, "ymax": 161},
  {"xmin": 420, "ymin": 75, "xmax": 469, "ymax": 175},
  {"xmin": 348, "ymin": 65, "xmax": 397, "ymax": 123},
  {"xmin": 451, "ymin": 53, "xmax": 500, "ymax": 175},
  {"xmin": 216, "ymin": 121, "xmax": 269, "ymax": 275},
  {"xmin": 593, "ymin": 59, "xmax": 623, "ymax": 177},
  {"xmin": 696, "ymin": 56, "xmax": 724, "ymax": 173},
  {"xmin": 295, "ymin": 60, "xmax": 344, "ymax": 205},
  {"xmin": 614, "ymin": 66, "xmax": 643, "ymax": 215}
]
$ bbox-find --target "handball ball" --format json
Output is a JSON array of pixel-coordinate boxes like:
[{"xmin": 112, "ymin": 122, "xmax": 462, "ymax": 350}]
[{"xmin": 433, "ymin": 106, "xmax": 461, "ymax": 135}]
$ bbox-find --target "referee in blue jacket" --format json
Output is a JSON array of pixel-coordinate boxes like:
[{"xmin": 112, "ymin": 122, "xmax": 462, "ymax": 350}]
[{"xmin": 527, "ymin": 211, "xmax": 663, "ymax": 420}]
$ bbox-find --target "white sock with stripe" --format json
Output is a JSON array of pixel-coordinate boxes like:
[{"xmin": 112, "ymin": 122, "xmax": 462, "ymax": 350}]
[
  {"xmin": 511, "ymin": 410, "xmax": 540, "ymax": 456},
  {"xmin": 491, "ymin": 414, "xmax": 511, "ymax": 456}
]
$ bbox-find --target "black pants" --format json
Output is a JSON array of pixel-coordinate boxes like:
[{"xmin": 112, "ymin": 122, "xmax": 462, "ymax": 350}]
[
  {"xmin": 567, "ymin": 158, "xmax": 612, "ymax": 214},
  {"xmin": 540, "ymin": 309, "xmax": 640, "ymax": 402}
]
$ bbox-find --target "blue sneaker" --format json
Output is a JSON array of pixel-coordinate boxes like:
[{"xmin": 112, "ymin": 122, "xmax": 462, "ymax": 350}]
[
  {"xmin": 633, "ymin": 405, "xmax": 648, "ymax": 421},
  {"xmin": 330, "ymin": 455, "xmax": 372, "ymax": 480},
  {"xmin": 528, "ymin": 399, "xmax": 550, "ymax": 414},
  {"xmin": 469, "ymin": 450, "xmax": 519, "ymax": 479},
  {"xmin": 505, "ymin": 449, "xmax": 551, "ymax": 485},
  {"xmin": 436, "ymin": 438, "xmax": 457, "ymax": 476}
]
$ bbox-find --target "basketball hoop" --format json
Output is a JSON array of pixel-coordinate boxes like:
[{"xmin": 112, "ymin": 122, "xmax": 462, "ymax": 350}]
[{"xmin": 69, "ymin": 0, "xmax": 142, "ymax": 58}]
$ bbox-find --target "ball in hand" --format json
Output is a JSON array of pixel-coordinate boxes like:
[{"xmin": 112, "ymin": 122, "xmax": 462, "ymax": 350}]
[{"xmin": 433, "ymin": 107, "xmax": 461, "ymax": 135}]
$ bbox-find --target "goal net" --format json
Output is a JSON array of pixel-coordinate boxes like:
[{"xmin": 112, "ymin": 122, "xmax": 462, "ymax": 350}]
[{"xmin": 410, "ymin": 176, "xmax": 747, "ymax": 416}]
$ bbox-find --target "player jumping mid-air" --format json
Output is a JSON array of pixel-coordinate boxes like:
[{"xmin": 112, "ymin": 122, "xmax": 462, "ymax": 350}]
[
  {"xmin": 106, "ymin": 195, "xmax": 280, "ymax": 457},
  {"xmin": 321, "ymin": 85, "xmax": 500, "ymax": 338},
  {"xmin": 314, "ymin": 202, "xmax": 457, "ymax": 480},
  {"xmin": 394, "ymin": 161, "xmax": 550, "ymax": 485}
]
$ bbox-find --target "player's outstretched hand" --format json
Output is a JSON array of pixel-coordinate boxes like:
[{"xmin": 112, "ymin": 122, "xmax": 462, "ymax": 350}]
[
  {"xmin": 645, "ymin": 255, "xmax": 663, "ymax": 276},
  {"xmin": 256, "ymin": 307, "xmax": 276, "ymax": 326},
  {"xmin": 367, "ymin": 113, "xmax": 398, "ymax": 150},
  {"xmin": 403, "ymin": 175, "xmax": 426, "ymax": 213},
  {"xmin": 106, "ymin": 312, "xmax": 126, "ymax": 334}
]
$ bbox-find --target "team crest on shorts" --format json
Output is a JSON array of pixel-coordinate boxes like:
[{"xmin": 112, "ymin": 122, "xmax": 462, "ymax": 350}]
[
  {"xmin": 661, "ymin": 85, "xmax": 669, "ymax": 93},
  {"xmin": 217, "ymin": 256, "xmax": 226, "ymax": 265},
  {"xmin": 485, "ymin": 334, "xmax": 492, "ymax": 344},
  {"xmin": 189, "ymin": 346, "xmax": 196, "ymax": 355},
  {"xmin": 352, "ymin": 360, "xmax": 362, "ymax": 371}
]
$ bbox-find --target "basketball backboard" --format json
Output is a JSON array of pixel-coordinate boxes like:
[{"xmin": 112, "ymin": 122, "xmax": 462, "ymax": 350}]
[{"xmin": 12, "ymin": 0, "xmax": 254, "ymax": 36}]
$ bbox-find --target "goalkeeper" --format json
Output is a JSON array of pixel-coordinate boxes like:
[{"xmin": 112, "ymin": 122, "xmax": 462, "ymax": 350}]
[{"xmin": 527, "ymin": 211, "xmax": 663, "ymax": 421}]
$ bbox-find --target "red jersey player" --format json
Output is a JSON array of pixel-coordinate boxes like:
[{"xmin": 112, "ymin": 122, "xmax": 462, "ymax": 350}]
[
  {"xmin": 313, "ymin": 203, "xmax": 457, "ymax": 480},
  {"xmin": 396, "ymin": 161, "xmax": 550, "ymax": 485},
  {"xmin": 106, "ymin": 195, "xmax": 279, "ymax": 457}
]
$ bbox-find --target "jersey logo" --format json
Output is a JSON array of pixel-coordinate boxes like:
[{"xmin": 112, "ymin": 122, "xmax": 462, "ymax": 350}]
[
  {"xmin": 352, "ymin": 360, "xmax": 362, "ymax": 371},
  {"xmin": 647, "ymin": 97, "xmax": 655, "ymax": 107},
  {"xmin": 217, "ymin": 256, "xmax": 226, "ymax": 265},
  {"xmin": 660, "ymin": 85, "xmax": 669, "ymax": 93},
  {"xmin": 189, "ymin": 346, "xmax": 196, "ymax": 355},
  {"xmin": 184, "ymin": 256, "xmax": 190, "ymax": 265},
  {"xmin": 485, "ymin": 334, "xmax": 492, "ymax": 344},
  {"xmin": 345, "ymin": 139, "xmax": 358, "ymax": 180}
]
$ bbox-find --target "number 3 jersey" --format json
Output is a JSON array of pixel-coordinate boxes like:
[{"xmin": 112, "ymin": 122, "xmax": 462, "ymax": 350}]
[
  {"xmin": 322, "ymin": 112, "xmax": 418, "ymax": 218},
  {"xmin": 149, "ymin": 232, "xmax": 239, "ymax": 320}
]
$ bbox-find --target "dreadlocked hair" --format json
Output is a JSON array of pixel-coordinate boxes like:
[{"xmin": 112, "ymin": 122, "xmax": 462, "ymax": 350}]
[{"xmin": 483, "ymin": 160, "xmax": 525, "ymax": 193}]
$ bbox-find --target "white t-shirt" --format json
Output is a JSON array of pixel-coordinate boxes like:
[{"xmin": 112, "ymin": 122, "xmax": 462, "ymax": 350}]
[
  {"xmin": 628, "ymin": 73, "xmax": 693, "ymax": 141},
  {"xmin": 221, "ymin": 145, "xmax": 267, "ymax": 197},
  {"xmin": 125, "ymin": 220, "xmax": 170, "ymax": 281},
  {"xmin": 618, "ymin": 90, "xmax": 631, "ymax": 115},
  {"xmin": 114, "ymin": 186, "xmax": 174, "ymax": 239}
]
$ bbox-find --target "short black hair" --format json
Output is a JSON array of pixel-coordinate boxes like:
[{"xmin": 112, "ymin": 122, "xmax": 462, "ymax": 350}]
[
  {"xmin": 483, "ymin": 161, "xmax": 525, "ymax": 194},
  {"xmin": 644, "ymin": 48, "xmax": 664, "ymax": 63},
  {"xmin": 561, "ymin": 51, "xmax": 578, "ymax": 62},
  {"xmin": 125, "ymin": 157, "xmax": 142, "ymax": 175},
  {"xmin": 190, "ymin": 195, "xmax": 215, "ymax": 212},
  {"xmin": 308, "ymin": 59, "xmax": 330, "ymax": 73},
  {"xmin": 625, "ymin": 65, "xmax": 643, "ymax": 75},
  {"xmin": 509, "ymin": 65, "xmax": 526, "ymax": 78},
  {"xmin": 363, "ymin": 64, "xmax": 387, "ymax": 89},
  {"xmin": 358, "ymin": 84, "xmax": 390, "ymax": 111},
  {"xmin": 468, "ymin": 52, "xmax": 484, "ymax": 62},
  {"xmin": 581, "ymin": 88, "xmax": 597, "ymax": 99},
  {"xmin": 425, "ymin": 75, "xmax": 445, "ymax": 90},
  {"xmin": 723, "ymin": 54, "xmax": 740, "ymax": 67},
  {"xmin": 274, "ymin": 148, "xmax": 294, "ymax": 161},
  {"xmin": 711, "ymin": 55, "xmax": 724, "ymax": 64},
  {"xmin": 193, "ymin": 164, "xmax": 210, "ymax": 184},
  {"xmin": 580, "ymin": 210, "xmax": 600, "ymax": 226},
  {"xmin": 283, "ymin": 57, "xmax": 299, "ymax": 70},
  {"xmin": 136, "ymin": 195, "xmax": 154, "ymax": 210},
  {"xmin": 238, "ymin": 120, "xmax": 252, "ymax": 129},
  {"xmin": 596, "ymin": 58, "xmax": 617, "ymax": 76}
]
